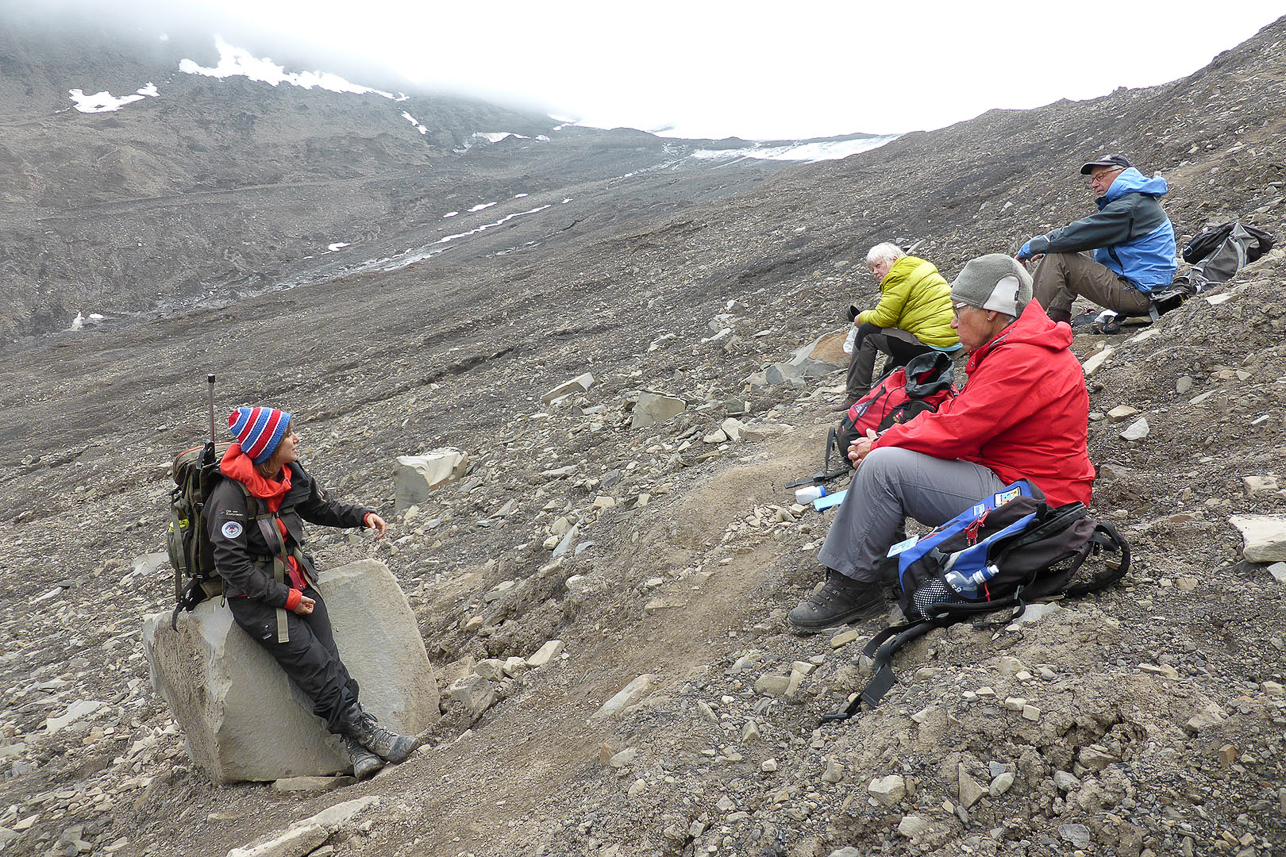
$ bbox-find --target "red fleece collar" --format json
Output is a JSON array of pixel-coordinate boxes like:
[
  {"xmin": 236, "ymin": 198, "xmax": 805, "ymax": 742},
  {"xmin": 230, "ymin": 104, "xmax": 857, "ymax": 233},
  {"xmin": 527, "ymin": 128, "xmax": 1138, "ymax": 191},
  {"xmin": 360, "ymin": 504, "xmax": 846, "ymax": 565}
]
[{"xmin": 221, "ymin": 443, "xmax": 291, "ymax": 511}]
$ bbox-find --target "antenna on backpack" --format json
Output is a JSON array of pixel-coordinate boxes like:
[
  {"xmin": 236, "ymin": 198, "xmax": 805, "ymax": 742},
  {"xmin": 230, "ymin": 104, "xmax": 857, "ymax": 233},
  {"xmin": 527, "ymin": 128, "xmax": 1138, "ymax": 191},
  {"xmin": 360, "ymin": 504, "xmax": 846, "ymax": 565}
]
[{"xmin": 207, "ymin": 374, "xmax": 217, "ymax": 444}]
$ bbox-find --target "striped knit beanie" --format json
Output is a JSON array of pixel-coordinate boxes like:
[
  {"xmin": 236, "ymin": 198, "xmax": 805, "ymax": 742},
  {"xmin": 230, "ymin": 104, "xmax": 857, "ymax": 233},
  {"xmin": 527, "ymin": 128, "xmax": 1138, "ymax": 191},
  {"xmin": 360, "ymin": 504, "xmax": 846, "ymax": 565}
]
[{"xmin": 228, "ymin": 407, "xmax": 292, "ymax": 464}]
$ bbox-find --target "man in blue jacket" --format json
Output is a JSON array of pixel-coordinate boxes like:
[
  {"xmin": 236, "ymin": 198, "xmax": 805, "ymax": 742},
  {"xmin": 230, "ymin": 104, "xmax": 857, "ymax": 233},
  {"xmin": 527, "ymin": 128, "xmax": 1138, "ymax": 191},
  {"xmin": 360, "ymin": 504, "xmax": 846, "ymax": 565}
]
[{"xmin": 1016, "ymin": 154, "xmax": 1176, "ymax": 325}]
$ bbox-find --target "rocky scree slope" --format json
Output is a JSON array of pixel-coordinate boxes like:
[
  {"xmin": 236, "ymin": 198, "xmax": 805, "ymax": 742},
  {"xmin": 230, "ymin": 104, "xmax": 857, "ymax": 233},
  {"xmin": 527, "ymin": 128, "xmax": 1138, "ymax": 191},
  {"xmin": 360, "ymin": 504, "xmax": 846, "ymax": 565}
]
[{"xmin": 1, "ymin": 14, "xmax": 1286, "ymax": 857}]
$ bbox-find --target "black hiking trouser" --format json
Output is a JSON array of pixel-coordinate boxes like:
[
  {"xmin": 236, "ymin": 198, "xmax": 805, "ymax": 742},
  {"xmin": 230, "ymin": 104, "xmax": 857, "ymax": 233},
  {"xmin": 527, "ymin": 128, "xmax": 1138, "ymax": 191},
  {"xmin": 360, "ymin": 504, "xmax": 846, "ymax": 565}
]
[
  {"xmin": 228, "ymin": 585, "xmax": 360, "ymax": 733},
  {"xmin": 845, "ymin": 324, "xmax": 936, "ymax": 403}
]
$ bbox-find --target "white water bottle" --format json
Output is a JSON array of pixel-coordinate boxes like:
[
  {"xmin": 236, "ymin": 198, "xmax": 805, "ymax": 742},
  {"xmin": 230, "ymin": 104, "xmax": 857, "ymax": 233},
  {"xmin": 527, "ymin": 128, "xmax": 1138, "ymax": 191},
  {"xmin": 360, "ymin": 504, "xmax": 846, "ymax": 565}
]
[
  {"xmin": 943, "ymin": 563, "xmax": 999, "ymax": 598},
  {"xmin": 795, "ymin": 485, "xmax": 827, "ymax": 504}
]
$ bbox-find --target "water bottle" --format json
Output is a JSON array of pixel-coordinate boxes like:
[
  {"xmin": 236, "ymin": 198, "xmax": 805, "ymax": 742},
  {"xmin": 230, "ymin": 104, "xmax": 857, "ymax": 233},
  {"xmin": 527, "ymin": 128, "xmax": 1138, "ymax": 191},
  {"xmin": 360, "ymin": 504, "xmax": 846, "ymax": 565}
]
[
  {"xmin": 943, "ymin": 563, "xmax": 1000, "ymax": 599},
  {"xmin": 795, "ymin": 485, "xmax": 827, "ymax": 504}
]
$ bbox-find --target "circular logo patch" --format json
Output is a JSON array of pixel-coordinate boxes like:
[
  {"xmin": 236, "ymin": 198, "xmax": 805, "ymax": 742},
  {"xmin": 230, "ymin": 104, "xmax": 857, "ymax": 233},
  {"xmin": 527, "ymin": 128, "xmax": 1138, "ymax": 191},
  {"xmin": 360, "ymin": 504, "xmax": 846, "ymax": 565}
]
[{"xmin": 221, "ymin": 521, "xmax": 244, "ymax": 539}]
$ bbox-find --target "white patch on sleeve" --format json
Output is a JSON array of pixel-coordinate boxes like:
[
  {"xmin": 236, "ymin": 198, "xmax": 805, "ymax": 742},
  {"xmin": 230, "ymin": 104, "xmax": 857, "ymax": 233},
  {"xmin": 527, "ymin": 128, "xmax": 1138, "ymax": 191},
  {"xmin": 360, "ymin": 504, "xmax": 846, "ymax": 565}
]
[{"xmin": 221, "ymin": 521, "xmax": 244, "ymax": 539}]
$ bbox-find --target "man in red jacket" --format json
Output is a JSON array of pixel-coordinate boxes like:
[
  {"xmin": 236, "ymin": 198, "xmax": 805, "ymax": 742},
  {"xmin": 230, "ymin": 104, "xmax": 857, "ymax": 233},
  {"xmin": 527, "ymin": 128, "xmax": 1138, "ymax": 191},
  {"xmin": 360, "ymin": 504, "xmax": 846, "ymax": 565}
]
[{"xmin": 790, "ymin": 254, "xmax": 1095, "ymax": 633}]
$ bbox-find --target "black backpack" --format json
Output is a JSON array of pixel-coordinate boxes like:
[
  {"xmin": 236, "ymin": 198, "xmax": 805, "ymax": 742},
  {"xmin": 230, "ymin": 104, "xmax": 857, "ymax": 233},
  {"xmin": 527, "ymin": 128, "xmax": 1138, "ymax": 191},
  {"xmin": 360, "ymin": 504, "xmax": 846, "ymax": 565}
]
[
  {"xmin": 822, "ymin": 480, "xmax": 1129, "ymax": 722},
  {"xmin": 1151, "ymin": 221, "xmax": 1276, "ymax": 313}
]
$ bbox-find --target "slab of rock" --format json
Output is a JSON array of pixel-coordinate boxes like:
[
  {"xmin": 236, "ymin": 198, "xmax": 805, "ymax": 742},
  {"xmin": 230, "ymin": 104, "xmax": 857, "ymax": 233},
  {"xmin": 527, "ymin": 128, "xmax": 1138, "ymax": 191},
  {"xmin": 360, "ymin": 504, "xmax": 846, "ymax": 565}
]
[
  {"xmin": 958, "ymin": 765, "xmax": 986, "ymax": 808},
  {"xmin": 1081, "ymin": 346, "xmax": 1114, "ymax": 375},
  {"xmin": 526, "ymin": 640, "xmax": 565, "ymax": 668},
  {"xmin": 1107, "ymin": 405, "xmax": 1140, "ymax": 422},
  {"xmin": 720, "ymin": 418, "xmax": 745, "ymax": 442},
  {"xmin": 447, "ymin": 675, "xmax": 496, "ymax": 719},
  {"xmin": 143, "ymin": 560, "xmax": 438, "ymax": 783},
  {"xmin": 394, "ymin": 449, "xmax": 468, "ymax": 511},
  {"xmin": 542, "ymin": 372, "xmax": 594, "ymax": 403},
  {"xmin": 227, "ymin": 796, "xmax": 379, "ymax": 857},
  {"xmin": 1229, "ymin": 515, "xmax": 1286, "ymax": 563},
  {"xmin": 764, "ymin": 332, "xmax": 848, "ymax": 385},
  {"xmin": 1243, "ymin": 475, "xmax": 1279, "ymax": 494},
  {"xmin": 590, "ymin": 674, "xmax": 654, "ymax": 722},
  {"xmin": 631, "ymin": 392, "xmax": 687, "ymax": 429}
]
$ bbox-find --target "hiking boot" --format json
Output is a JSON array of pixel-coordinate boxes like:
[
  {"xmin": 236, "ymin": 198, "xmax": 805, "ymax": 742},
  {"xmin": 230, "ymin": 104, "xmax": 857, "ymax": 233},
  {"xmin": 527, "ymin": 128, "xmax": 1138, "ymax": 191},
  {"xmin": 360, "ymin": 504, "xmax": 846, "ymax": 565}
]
[
  {"xmin": 339, "ymin": 703, "xmax": 419, "ymax": 763},
  {"xmin": 344, "ymin": 735, "xmax": 385, "ymax": 781},
  {"xmin": 788, "ymin": 568, "xmax": 885, "ymax": 634}
]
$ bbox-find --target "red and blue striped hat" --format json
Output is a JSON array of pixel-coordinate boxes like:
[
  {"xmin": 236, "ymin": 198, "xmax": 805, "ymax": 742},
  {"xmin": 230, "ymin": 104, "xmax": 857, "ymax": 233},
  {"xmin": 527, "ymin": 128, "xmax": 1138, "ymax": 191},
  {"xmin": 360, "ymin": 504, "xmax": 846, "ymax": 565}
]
[{"xmin": 228, "ymin": 407, "xmax": 292, "ymax": 464}]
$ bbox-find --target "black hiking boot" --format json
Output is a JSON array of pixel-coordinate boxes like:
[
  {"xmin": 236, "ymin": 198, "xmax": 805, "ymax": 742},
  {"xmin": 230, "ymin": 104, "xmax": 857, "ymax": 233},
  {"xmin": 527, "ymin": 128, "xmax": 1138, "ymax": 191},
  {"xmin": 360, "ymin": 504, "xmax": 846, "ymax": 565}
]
[
  {"xmin": 344, "ymin": 735, "xmax": 385, "ymax": 781},
  {"xmin": 339, "ymin": 703, "xmax": 419, "ymax": 763},
  {"xmin": 788, "ymin": 569, "xmax": 885, "ymax": 634}
]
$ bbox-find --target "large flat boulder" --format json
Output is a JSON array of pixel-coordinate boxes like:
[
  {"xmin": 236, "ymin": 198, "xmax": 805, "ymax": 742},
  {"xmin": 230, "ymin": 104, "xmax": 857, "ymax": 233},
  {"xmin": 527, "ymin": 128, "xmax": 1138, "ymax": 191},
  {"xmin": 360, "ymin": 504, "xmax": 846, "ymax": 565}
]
[
  {"xmin": 143, "ymin": 559, "xmax": 439, "ymax": 783},
  {"xmin": 394, "ymin": 448, "xmax": 468, "ymax": 512}
]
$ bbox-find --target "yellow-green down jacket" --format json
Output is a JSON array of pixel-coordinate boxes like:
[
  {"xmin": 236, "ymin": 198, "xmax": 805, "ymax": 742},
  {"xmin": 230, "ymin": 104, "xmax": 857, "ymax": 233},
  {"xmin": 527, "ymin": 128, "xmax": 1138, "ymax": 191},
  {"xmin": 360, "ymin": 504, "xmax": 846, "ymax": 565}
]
[{"xmin": 857, "ymin": 256, "xmax": 959, "ymax": 348}]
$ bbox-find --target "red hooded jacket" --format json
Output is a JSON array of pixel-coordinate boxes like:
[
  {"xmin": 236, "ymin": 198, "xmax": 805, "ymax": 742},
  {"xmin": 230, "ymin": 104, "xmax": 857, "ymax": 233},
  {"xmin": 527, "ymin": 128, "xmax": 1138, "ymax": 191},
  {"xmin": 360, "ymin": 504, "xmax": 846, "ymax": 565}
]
[{"xmin": 872, "ymin": 301, "xmax": 1095, "ymax": 507}]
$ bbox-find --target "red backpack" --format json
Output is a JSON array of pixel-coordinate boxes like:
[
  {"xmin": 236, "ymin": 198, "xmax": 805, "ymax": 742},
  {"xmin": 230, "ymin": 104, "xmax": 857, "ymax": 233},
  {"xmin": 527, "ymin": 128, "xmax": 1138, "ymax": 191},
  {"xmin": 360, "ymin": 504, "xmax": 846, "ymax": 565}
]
[{"xmin": 830, "ymin": 351, "xmax": 958, "ymax": 469}]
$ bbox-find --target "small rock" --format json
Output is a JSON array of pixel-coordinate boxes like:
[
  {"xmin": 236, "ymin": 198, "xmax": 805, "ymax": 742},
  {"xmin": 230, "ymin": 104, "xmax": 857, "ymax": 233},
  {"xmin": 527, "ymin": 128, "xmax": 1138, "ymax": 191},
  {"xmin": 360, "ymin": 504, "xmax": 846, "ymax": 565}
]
[
  {"xmin": 761, "ymin": 758, "xmax": 778, "ymax": 773},
  {"xmin": 868, "ymin": 774, "xmax": 906, "ymax": 807},
  {"xmin": 1107, "ymin": 405, "xmax": 1140, "ymax": 422},
  {"xmin": 997, "ymin": 656, "xmax": 1024, "ymax": 675},
  {"xmin": 608, "ymin": 748, "xmax": 637, "ymax": 768},
  {"xmin": 1059, "ymin": 823, "xmax": 1092, "ymax": 850},
  {"xmin": 821, "ymin": 759, "xmax": 844, "ymax": 783},
  {"xmin": 1217, "ymin": 744, "xmax": 1238, "ymax": 766},
  {"xmin": 1002, "ymin": 697, "xmax": 1026, "ymax": 712},
  {"xmin": 742, "ymin": 720, "xmax": 761, "ymax": 743},
  {"xmin": 754, "ymin": 674, "xmax": 792, "ymax": 697},
  {"xmin": 1054, "ymin": 771, "xmax": 1081, "ymax": 792},
  {"xmin": 830, "ymin": 628, "xmax": 862, "ymax": 649},
  {"xmin": 897, "ymin": 815, "xmax": 930, "ymax": 838},
  {"xmin": 1022, "ymin": 705, "xmax": 1041, "ymax": 722},
  {"xmin": 1120, "ymin": 418, "xmax": 1150, "ymax": 441},
  {"xmin": 1185, "ymin": 700, "xmax": 1228, "ymax": 735},
  {"xmin": 989, "ymin": 772, "xmax": 1015, "ymax": 796}
]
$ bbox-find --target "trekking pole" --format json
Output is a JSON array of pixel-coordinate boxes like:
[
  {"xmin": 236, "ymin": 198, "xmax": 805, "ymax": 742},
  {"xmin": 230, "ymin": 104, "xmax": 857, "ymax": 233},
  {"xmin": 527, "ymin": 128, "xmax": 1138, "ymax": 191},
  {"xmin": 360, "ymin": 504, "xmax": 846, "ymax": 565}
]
[{"xmin": 207, "ymin": 374, "xmax": 217, "ymax": 443}]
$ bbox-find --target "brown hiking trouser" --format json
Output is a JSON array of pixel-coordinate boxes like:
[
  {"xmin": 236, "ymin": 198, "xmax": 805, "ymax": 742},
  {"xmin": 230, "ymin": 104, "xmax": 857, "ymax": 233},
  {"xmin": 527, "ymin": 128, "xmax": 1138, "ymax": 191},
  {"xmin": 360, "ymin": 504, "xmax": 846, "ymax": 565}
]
[{"xmin": 1031, "ymin": 253, "xmax": 1152, "ymax": 322}]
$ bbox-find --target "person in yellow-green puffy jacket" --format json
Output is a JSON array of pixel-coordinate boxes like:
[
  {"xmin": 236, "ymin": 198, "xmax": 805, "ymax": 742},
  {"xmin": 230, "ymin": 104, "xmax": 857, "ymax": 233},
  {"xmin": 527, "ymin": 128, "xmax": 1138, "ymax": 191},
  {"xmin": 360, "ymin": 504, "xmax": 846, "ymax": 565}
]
[{"xmin": 837, "ymin": 243, "xmax": 962, "ymax": 410}]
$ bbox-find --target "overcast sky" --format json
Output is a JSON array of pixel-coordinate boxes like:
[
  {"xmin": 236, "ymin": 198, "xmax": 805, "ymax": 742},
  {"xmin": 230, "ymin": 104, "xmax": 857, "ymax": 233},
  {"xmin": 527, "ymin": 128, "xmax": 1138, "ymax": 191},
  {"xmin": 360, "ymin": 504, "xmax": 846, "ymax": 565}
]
[{"xmin": 172, "ymin": 2, "xmax": 1283, "ymax": 139}]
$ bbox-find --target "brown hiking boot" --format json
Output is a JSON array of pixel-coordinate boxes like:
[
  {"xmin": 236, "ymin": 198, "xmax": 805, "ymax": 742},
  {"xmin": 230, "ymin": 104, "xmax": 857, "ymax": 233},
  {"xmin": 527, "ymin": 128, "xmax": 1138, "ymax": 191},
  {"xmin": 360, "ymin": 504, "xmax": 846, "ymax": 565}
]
[{"xmin": 788, "ymin": 568, "xmax": 885, "ymax": 634}]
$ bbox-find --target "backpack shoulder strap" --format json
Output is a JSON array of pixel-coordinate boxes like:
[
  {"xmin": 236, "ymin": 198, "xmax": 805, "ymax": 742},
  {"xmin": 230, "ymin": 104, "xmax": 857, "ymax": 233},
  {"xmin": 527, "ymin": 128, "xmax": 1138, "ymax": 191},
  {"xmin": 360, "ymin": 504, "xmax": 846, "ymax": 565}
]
[{"xmin": 821, "ymin": 619, "xmax": 937, "ymax": 723}]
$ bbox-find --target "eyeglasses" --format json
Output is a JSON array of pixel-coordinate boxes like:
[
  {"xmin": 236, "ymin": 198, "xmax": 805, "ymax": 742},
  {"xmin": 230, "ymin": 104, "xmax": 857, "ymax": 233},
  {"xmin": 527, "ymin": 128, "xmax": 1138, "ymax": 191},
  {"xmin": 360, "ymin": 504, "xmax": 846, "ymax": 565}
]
[
  {"xmin": 1089, "ymin": 167, "xmax": 1125, "ymax": 184},
  {"xmin": 951, "ymin": 302, "xmax": 971, "ymax": 318}
]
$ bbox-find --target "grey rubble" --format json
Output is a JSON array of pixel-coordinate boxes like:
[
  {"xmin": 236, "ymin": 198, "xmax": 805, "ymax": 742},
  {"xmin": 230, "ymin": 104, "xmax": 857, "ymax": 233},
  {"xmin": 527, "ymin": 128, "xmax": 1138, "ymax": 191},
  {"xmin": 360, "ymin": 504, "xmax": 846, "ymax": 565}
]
[{"xmin": 2, "ymin": 14, "xmax": 1286, "ymax": 857}]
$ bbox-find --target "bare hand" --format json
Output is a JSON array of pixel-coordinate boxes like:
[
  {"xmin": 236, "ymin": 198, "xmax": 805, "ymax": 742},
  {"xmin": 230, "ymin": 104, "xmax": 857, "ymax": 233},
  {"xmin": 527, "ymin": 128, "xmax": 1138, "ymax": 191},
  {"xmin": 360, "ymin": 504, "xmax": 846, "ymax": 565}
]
[
  {"xmin": 363, "ymin": 513, "xmax": 387, "ymax": 538},
  {"xmin": 293, "ymin": 595, "xmax": 316, "ymax": 615},
  {"xmin": 847, "ymin": 429, "xmax": 878, "ymax": 467}
]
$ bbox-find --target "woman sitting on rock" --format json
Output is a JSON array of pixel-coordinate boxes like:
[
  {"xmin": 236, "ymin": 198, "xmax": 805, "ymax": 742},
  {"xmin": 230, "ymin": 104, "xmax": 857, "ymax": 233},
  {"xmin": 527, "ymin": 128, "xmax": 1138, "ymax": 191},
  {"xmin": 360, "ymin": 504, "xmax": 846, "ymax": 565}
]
[{"xmin": 206, "ymin": 405, "xmax": 417, "ymax": 780}]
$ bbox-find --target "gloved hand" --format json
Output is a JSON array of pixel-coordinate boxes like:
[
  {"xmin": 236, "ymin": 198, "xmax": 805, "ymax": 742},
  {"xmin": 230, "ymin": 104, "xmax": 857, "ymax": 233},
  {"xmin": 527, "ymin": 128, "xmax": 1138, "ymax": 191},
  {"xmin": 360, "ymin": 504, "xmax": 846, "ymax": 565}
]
[{"xmin": 1017, "ymin": 240, "xmax": 1034, "ymax": 260}]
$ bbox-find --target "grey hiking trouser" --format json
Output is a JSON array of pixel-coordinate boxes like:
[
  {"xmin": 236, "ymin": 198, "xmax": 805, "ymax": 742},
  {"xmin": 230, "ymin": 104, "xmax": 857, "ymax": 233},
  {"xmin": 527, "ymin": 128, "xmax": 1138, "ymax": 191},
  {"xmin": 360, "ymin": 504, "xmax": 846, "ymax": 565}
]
[
  {"xmin": 845, "ymin": 325, "xmax": 935, "ymax": 401},
  {"xmin": 1031, "ymin": 252, "xmax": 1152, "ymax": 322},
  {"xmin": 818, "ymin": 447, "xmax": 1006, "ymax": 583}
]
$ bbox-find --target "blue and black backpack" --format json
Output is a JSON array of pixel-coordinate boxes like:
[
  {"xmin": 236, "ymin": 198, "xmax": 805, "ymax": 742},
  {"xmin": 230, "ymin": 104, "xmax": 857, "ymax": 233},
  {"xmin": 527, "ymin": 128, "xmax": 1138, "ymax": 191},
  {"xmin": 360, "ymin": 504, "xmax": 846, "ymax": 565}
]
[{"xmin": 823, "ymin": 480, "xmax": 1129, "ymax": 722}]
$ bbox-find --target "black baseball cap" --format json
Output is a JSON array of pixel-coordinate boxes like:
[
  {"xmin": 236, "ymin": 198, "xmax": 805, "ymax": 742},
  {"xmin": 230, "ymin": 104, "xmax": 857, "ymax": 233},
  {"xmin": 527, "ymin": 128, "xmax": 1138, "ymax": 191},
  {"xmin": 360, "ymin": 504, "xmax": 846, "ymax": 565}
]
[{"xmin": 1080, "ymin": 154, "xmax": 1132, "ymax": 175}]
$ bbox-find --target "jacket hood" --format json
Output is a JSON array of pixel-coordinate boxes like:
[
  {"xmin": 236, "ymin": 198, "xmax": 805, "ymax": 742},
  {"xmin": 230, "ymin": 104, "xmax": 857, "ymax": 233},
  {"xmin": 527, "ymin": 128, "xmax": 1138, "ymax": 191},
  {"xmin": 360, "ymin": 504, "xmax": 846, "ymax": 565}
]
[
  {"xmin": 969, "ymin": 301, "xmax": 1070, "ymax": 369},
  {"xmin": 1100, "ymin": 167, "xmax": 1169, "ymax": 204}
]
